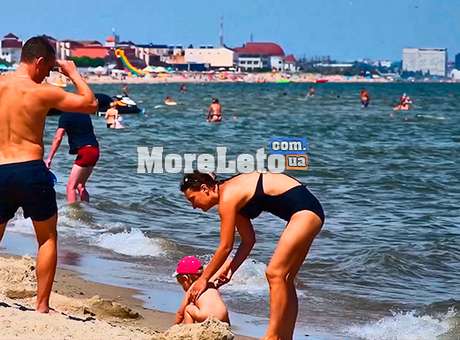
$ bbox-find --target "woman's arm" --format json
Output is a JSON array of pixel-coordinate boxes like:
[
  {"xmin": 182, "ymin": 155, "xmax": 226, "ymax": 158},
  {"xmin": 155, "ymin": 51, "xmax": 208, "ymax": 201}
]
[
  {"xmin": 214, "ymin": 214, "xmax": 256, "ymax": 287},
  {"xmin": 201, "ymin": 203, "xmax": 237, "ymax": 281},
  {"xmin": 188, "ymin": 199, "xmax": 238, "ymax": 302},
  {"xmin": 229, "ymin": 214, "xmax": 256, "ymax": 272}
]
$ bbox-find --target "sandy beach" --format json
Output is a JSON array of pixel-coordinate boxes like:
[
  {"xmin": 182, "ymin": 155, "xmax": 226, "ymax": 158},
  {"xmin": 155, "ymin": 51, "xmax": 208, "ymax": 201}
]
[
  {"xmin": 81, "ymin": 72, "xmax": 392, "ymax": 85},
  {"xmin": 0, "ymin": 254, "xmax": 253, "ymax": 340}
]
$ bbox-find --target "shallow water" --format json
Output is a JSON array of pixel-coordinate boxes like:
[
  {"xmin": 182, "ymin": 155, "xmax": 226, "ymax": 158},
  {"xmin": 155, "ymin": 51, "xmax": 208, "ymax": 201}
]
[{"xmin": 6, "ymin": 82, "xmax": 460, "ymax": 339}]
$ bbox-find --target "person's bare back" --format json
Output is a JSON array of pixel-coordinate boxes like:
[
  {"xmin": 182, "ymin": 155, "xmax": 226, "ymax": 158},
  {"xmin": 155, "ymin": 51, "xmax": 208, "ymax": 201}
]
[{"xmin": 189, "ymin": 286, "xmax": 229, "ymax": 323}]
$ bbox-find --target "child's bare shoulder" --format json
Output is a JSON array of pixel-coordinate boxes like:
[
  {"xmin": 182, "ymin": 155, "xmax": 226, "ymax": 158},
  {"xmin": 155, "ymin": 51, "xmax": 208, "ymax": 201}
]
[{"xmin": 197, "ymin": 288, "xmax": 223, "ymax": 305}]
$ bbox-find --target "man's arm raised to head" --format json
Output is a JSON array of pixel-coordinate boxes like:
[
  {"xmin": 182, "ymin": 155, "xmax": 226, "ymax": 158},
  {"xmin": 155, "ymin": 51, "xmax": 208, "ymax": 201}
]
[{"xmin": 46, "ymin": 60, "xmax": 97, "ymax": 114}]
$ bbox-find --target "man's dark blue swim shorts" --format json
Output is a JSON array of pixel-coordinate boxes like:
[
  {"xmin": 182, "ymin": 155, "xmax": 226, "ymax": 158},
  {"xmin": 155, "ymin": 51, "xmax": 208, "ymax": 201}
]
[{"xmin": 0, "ymin": 160, "xmax": 57, "ymax": 223}]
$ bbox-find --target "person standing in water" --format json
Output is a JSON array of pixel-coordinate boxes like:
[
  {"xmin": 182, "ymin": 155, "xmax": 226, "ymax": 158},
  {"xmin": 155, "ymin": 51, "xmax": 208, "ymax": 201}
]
[
  {"xmin": 207, "ymin": 97, "xmax": 222, "ymax": 122},
  {"xmin": 307, "ymin": 86, "xmax": 316, "ymax": 97},
  {"xmin": 105, "ymin": 102, "xmax": 119, "ymax": 128},
  {"xmin": 360, "ymin": 88, "xmax": 370, "ymax": 108},
  {"xmin": 0, "ymin": 36, "xmax": 97, "ymax": 313},
  {"xmin": 179, "ymin": 171, "xmax": 324, "ymax": 340},
  {"xmin": 45, "ymin": 111, "xmax": 100, "ymax": 203}
]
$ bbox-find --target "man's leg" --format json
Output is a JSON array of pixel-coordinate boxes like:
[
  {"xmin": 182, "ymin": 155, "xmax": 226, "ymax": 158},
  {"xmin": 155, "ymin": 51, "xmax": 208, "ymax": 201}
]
[
  {"xmin": 76, "ymin": 166, "xmax": 94, "ymax": 202},
  {"xmin": 32, "ymin": 214, "xmax": 58, "ymax": 313},
  {"xmin": 67, "ymin": 164, "xmax": 91, "ymax": 203},
  {"xmin": 0, "ymin": 221, "xmax": 6, "ymax": 242}
]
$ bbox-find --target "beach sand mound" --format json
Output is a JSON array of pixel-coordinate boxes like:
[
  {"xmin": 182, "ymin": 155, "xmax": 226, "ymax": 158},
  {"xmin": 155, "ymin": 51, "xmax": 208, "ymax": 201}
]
[
  {"xmin": 158, "ymin": 318, "xmax": 234, "ymax": 340},
  {"xmin": 85, "ymin": 295, "xmax": 140, "ymax": 319}
]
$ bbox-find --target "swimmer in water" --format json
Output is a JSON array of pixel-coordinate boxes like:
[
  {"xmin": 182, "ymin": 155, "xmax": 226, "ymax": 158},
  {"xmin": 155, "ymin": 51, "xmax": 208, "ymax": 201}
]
[
  {"xmin": 164, "ymin": 96, "xmax": 177, "ymax": 106},
  {"xmin": 393, "ymin": 93, "xmax": 412, "ymax": 111},
  {"xmin": 360, "ymin": 89, "xmax": 370, "ymax": 108},
  {"xmin": 207, "ymin": 98, "xmax": 222, "ymax": 122},
  {"xmin": 105, "ymin": 102, "xmax": 123, "ymax": 128}
]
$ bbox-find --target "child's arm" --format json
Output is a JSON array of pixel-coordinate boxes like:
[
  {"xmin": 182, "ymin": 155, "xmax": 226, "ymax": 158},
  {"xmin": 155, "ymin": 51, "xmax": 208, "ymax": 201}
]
[
  {"xmin": 184, "ymin": 304, "xmax": 208, "ymax": 323},
  {"xmin": 175, "ymin": 295, "xmax": 189, "ymax": 324}
]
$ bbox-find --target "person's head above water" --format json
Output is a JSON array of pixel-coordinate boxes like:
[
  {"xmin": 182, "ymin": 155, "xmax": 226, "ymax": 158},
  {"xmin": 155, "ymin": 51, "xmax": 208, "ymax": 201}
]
[
  {"xmin": 20, "ymin": 36, "xmax": 56, "ymax": 83},
  {"xmin": 180, "ymin": 171, "xmax": 219, "ymax": 211},
  {"xmin": 212, "ymin": 98, "xmax": 219, "ymax": 104},
  {"xmin": 174, "ymin": 255, "xmax": 203, "ymax": 291}
]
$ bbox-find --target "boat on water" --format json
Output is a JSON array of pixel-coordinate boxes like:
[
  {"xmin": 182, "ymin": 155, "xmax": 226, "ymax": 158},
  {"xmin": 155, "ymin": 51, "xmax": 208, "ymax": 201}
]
[
  {"xmin": 96, "ymin": 94, "xmax": 144, "ymax": 115},
  {"xmin": 47, "ymin": 93, "xmax": 144, "ymax": 116}
]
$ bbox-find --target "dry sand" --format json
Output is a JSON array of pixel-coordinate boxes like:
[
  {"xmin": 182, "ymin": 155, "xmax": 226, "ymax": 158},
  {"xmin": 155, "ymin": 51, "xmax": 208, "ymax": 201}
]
[{"xmin": 0, "ymin": 255, "xmax": 254, "ymax": 340}]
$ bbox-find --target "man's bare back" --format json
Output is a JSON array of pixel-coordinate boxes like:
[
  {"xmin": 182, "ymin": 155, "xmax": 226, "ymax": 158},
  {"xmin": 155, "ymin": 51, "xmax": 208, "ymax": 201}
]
[{"xmin": 0, "ymin": 64, "xmax": 97, "ymax": 165}]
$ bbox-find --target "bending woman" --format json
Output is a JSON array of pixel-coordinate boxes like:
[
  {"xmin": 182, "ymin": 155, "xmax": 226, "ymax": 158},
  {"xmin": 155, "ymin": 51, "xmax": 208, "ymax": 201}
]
[{"xmin": 179, "ymin": 171, "xmax": 324, "ymax": 340}]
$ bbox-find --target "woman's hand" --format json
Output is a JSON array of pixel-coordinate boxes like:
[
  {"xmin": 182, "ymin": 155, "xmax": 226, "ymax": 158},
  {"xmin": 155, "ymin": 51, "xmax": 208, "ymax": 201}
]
[
  {"xmin": 214, "ymin": 265, "xmax": 233, "ymax": 288},
  {"xmin": 188, "ymin": 276, "xmax": 208, "ymax": 303}
]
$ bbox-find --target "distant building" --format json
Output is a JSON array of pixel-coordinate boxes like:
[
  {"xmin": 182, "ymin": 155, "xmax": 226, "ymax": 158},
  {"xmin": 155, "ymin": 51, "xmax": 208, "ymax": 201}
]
[
  {"xmin": 105, "ymin": 34, "xmax": 119, "ymax": 48},
  {"xmin": 455, "ymin": 53, "xmax": 460, "ymax": 70},
  {"xmin": 1, "ymin": 33, "xmax": 22, "ymax": 64},
  {"xmin": 57, "ymin": 40, "xmax": 107, "ymax": 60},
  {"xmin": 234, "ymin": 42, "xmax": 285, "ymax": 71},
  {"xmin": 402, "ymin": 48, "xmax": 447, "ymax": 77},
  {"xmin": 185, "ymin": 46, "xmax": 234, "ymax": 68},
  {"xmin": 134, "ymin": 44, "xmax": 169, "ymax": 66}
]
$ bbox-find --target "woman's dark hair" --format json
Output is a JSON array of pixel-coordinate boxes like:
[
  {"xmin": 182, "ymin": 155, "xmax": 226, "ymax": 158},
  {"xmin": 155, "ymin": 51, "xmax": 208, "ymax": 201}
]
[
  {"xmin": 180, "ymin": 171, "xmax": 218, "ymax": 192},
  {"xmin": 20, "ymin": 36, "xmax": 56, "ymax": 63}
]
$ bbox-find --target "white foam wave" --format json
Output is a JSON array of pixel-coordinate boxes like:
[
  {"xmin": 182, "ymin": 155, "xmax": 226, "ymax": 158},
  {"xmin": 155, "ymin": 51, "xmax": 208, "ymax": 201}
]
[
  {"xmin": 222, "ymin": 259, "xmax": 269, "ymax": 295},
  {"xmin": 8, "ymin": 212, "xmax": 34, "ymax": 235},
  {"xmin": 95, "ymin": 228, "xmax": 165, "ymax": 257},
  {"xmin": 347, "ymin": 308, "xmax": 457, "ymax": 340}
]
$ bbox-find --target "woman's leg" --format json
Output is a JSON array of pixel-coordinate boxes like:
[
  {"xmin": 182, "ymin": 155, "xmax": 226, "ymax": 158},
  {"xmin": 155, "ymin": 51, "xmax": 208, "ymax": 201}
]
[{"xmin": 263, "ymin": 211, "xmax": 322, "ymax": 340}]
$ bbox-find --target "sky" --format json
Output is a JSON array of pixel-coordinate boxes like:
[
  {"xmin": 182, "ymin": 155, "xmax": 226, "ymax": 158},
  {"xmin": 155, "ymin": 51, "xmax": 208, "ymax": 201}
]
[{"xmin": 2, "ymin": 0, "xmax": 460, "ymax": 61}]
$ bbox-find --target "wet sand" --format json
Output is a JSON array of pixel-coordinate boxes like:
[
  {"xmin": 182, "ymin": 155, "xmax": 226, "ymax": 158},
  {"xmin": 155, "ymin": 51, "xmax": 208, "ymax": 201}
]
[{"xmin": 0, "ymin": 254, "xmax": 255, "ymax": 340}]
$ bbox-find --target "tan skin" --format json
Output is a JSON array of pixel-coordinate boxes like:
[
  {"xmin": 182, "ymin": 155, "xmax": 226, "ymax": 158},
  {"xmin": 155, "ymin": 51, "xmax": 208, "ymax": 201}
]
[
  {"xmin": 182, "ymin": 172, "xmax": 323, "ymax": 340},
  {"xmin": 0, "ymin": 56, "xmax": 97, "ymax": 313},
  {"xmin": 207, "ymin": 102, "xmax": 222, "ymax": 122},
  {"xmin": 175, "ymin": 273, "xmax": 229, "ymax": 324}
]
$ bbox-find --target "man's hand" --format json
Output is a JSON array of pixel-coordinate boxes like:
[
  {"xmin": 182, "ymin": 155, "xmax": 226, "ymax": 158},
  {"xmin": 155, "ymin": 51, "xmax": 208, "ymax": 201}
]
[
  {"xmin": 56, "ymin": 60, "xmax": 78, "ymax": 78},
  {"xmin": 45, "ymin": 158, "xmax": 52, "ymax": 169}
]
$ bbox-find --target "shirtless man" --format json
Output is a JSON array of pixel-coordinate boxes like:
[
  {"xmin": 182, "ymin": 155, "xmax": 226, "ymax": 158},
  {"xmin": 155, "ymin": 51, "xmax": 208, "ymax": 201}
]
[
  {"xmin": 207, "ymin": 98, "xmax": 222, "ymax": 122},
  {"xmin": 0, "ymin": 37, "xmax": 97, "ymax": 313}
]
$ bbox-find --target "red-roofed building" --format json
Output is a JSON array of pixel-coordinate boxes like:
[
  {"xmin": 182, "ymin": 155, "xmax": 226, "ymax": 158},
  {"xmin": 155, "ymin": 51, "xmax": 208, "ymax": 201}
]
[
  {"xmin": 57, "ymin": 40, "xmax": 108, "ymax": 60},
  {"xmin": 1, "ymin": 33, "xmax": 22, "ymax": 63},
  {"xmin": 234, "ymin": 42, "xmax": 285, "ymax": 57},
  {"xmin": 233, "ymin": 42, "xmax": 287, "ymax": 71},
  {"xmin": 71, "ymin": 46, "xmax": 109, "ymax": 59}
]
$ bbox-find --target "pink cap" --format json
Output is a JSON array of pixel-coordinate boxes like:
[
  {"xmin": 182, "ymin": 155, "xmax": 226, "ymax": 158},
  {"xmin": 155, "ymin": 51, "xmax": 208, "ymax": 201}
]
[{"xmin": 175, "ymin": 256, "xmax": 203, "ymax": 275}]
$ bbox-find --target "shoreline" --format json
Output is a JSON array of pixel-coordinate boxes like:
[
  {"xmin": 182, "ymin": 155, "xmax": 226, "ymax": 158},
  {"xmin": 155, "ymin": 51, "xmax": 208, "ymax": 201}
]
[
  {"xmin": 80, "ymin": 73, "xmax": 460, "ymax": 85},
  {"xmin": 0, "ymin": 246, "xmax": 255, "ymax": 339}
]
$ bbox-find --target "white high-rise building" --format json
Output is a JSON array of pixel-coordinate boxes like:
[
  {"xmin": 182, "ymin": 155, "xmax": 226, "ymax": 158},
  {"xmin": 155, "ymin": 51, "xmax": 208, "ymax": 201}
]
[{"xmin": 402, "ymin": 48, "xmax": 447, "ymax": 77}]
